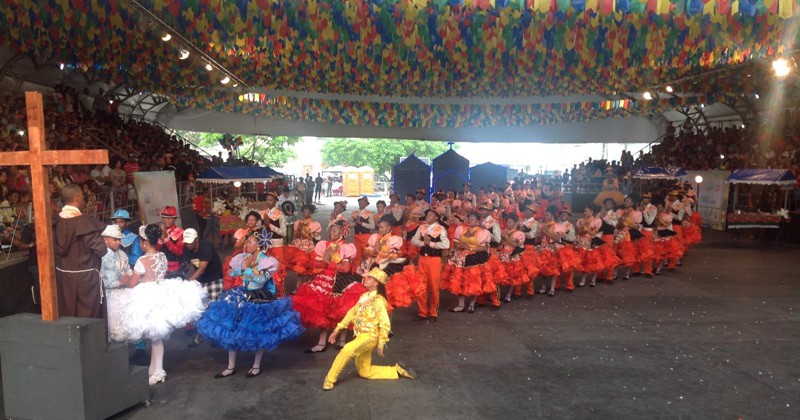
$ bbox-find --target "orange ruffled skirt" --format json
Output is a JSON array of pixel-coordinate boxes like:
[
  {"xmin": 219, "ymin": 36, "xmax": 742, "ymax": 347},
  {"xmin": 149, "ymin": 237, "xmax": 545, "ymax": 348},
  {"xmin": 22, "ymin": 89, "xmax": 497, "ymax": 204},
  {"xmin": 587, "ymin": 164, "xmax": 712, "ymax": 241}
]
[
  {"xmin": 578, "ymin": 247, "xmax": 606, "ymax": 274},
  {"xmin": 521, "ymin": 245, "xmax": 541, "ymax": 279},
  {"xmin": 384, "ymin": 264, "xmax": 426, "ymax": 311},
  {"xmin": 497, "ymin": 255, "xmax": 529, "ymax": 287},
  {"xmin": 615, "ymin": 240, "xmax": 637, "ymax": 267},
  {"xmin": 534, "ymin": 248, "xmax": 561, "ymax": 277},
  {"xmin": 285, "ymin": 246, "xmax": 321, "ymax": 277},
  {"xmin": 556, "ymin": 246, "xmax": 582, "ymax": 274},
  {"xmin": 441, "ymin": 253, "xmax": 506, "ymax": 297}
]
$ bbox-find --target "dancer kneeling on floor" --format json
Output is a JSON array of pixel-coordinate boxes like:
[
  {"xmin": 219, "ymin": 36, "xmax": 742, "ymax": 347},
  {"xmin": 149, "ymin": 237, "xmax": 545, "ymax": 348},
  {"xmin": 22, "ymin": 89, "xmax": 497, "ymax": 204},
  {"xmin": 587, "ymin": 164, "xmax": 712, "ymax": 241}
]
[
  {"xmin": 197, "ymin": 229, "xmax": 305, "ymax": 379},
  {"xmin": 322, "ymin": 268, "xmax": 416, "ymax": 390}
]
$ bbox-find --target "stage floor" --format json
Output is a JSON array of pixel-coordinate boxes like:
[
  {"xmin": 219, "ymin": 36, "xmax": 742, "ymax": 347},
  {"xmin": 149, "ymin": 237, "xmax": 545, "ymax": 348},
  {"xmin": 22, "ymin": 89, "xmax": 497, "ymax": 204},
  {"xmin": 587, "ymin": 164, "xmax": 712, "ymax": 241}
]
[{"xmin": 1, "ymin": 200, "xmax": 798, "ymax": 419}]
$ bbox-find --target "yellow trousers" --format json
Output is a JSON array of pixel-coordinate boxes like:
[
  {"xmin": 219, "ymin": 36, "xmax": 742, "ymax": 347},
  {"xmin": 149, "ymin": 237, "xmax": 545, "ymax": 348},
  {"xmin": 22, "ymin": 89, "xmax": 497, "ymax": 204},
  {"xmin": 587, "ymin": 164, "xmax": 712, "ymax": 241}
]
[{"xmin": 325, "ymin": 334, "xmax": 399, "ymax": 384}]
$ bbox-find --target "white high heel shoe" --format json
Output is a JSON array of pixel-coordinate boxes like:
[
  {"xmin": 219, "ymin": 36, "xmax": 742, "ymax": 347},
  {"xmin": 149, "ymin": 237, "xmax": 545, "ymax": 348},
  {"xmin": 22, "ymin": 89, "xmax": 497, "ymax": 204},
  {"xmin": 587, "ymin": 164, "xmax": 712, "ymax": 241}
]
[{"xmin": 149, "ymin": 370, "xmax": 166, "ymax": 385}]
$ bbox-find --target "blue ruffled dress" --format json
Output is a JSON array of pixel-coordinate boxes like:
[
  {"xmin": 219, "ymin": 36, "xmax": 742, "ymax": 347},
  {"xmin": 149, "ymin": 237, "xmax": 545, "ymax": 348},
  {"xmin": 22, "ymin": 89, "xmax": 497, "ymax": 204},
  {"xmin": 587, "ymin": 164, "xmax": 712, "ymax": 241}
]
[{"xmin": 197, "ymin": 252, "xmax": 304, "ymax": 352}]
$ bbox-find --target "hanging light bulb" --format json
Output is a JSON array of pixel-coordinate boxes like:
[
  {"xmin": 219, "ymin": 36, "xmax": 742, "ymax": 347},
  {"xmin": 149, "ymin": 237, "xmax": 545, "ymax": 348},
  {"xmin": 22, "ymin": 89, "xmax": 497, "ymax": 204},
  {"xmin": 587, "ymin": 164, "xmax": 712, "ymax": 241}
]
[
  {"xmin": 204, "ymin": 63, "xmax": 213, "ymax": 71},
  {"xmin": 773, "ymin": 58, "xmax": 791, "ymax": 78},
  {"xmin": 179, "ymin": 50, "xmax": 190, "ymax": 60},
  {"xmin": 59, "ymin": 63, "xmax": 65, "ymax": 70},
  {"xmin": 220, "ymin": 76, "xmax": 231, "ymax": 85},
  {"xmin": 642, "ymin": 91, "xmax": 653, "ymax": 100},
  {"xmin": 233, "ymin": 181, "xmax": 242, "ymax": 188},
  {"xmin": 161, "ymin": 33, "xmax": 172, "ymax": 42},
  {"xmin": 665, "ymin": 85, "xmax": 674, "ymax": 93}
]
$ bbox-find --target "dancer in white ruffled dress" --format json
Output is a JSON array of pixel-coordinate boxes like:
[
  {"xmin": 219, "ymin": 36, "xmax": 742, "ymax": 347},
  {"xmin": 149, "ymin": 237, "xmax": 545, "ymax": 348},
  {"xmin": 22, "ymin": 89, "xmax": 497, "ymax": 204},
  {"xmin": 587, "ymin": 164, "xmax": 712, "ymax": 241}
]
[{"xmin": 103, "ymin": 224, "xmax": 207, "ymax": 385}]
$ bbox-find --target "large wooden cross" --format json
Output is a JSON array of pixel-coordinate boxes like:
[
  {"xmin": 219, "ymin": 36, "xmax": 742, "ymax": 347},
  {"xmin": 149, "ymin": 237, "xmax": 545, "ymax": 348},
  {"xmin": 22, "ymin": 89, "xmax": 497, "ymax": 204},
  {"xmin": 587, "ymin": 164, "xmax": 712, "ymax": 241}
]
[{"xmin": 0, "ymin": 92, "xmax": 108, "ymax": 321}]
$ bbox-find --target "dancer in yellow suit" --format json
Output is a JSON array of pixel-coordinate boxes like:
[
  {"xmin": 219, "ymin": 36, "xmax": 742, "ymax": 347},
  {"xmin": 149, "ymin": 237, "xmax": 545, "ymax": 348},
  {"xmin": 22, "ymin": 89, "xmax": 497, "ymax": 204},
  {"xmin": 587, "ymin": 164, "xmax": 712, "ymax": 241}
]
[{"xmin": 323, "ymin": 267, "xmax": 416, "ymax": 390}]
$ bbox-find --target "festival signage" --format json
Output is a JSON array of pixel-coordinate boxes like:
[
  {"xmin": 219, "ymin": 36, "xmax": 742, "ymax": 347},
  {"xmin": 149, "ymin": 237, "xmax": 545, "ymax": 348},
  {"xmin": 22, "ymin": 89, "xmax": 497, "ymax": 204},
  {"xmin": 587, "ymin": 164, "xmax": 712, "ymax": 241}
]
[
  {"xmin": 686, "ymin": 170, "xmax": 729, "ymax": 231},
  {"xmin": 133, "ymin": 171, "xmax": 181, "ymax": 226}
]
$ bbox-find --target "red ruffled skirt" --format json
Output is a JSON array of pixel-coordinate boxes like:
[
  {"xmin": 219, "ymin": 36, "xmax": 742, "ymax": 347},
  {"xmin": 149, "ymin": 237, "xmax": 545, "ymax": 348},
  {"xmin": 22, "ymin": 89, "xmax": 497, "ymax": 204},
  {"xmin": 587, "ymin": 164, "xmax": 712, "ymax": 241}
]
[
  {"xmin": 534, "ymin": 248, "xmax": 561, "ymax": 277},
  {"xmin": 328, "ymin": 283, "xmax": 368, "ymax": 326},
  {"xmin": 578, "ymin": 247, "xmax": 606, "ymax": 274},
  {"xmin": 615, "ymin": 240, "xmax": 637, "ymax": 267},
  {"xmin": 291, "ymin": 271, "xmax": 337, "ymax": 330},
  {"xmin": 682, "ymin": 223, "xmax": 702, "ymax": 246},
  {"xmin": 654, "ymin": 238, "xmax": 683, "ymax": 261},
  {"xmin": 556, "ymin": 246, "xmax": 582, "ymax": 274},
  {"xmin": 285, "ymin": 246, "xmax": 320, "ymax": 277},
  {"xmin": 441, "ymin": 254, "xmax": 505, "ymax": 296},
  {"xmin": 597, "ymin": 245, "xmax": 621, "ymax": 269},
  {"xmin": 633, "ymin": 237, "xmax": 656, "ymax": 263},
  {"xmin": 222, "ymin": 251, "xmax": 243, "ymax": 290}
]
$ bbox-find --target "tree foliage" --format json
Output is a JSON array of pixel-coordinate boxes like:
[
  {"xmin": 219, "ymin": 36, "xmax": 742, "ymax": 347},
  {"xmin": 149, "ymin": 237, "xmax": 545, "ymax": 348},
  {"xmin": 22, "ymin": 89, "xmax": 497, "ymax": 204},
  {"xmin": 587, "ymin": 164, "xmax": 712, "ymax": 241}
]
[
  {"xmin": 321, "ymin": 138, "xmax": 451, "ymax": 174},
  {"xmin": 177, "ymin": 131, "xmax": 301, "ymax": 167}
]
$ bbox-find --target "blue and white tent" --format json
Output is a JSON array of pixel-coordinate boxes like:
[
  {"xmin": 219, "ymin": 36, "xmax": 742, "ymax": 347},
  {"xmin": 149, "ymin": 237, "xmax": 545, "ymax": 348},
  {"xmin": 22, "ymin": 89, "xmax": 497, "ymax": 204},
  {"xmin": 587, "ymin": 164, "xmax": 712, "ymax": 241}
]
[
  {"xmin": 633, "ymin": 166, "xmax": 688, "ymax": 180},
  {"xmin": 726, "ymin": 169, "xmax": 797, "ymax": 185}
]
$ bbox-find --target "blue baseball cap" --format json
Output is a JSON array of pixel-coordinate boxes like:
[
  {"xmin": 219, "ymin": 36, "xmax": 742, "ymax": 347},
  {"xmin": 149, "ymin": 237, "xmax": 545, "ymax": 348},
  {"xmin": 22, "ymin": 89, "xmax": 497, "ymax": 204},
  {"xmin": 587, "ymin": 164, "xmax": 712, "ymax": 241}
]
[{"xmin": 111, "ymin": 209, "xmax": 131, "ymax": 220}]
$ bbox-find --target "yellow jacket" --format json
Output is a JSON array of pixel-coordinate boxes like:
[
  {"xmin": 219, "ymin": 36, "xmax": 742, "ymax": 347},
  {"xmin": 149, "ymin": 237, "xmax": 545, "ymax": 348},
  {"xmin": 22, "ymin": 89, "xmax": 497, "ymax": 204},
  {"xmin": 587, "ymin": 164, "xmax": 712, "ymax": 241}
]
[{"xmin": 336, "ymin": 291, "xmax": 391, "ymax": 350}]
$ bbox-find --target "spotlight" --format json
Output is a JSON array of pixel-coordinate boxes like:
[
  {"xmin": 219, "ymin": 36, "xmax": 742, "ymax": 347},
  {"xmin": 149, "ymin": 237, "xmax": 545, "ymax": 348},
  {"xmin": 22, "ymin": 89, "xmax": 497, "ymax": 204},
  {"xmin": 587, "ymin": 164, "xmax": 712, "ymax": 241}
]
[
  {"xmin": 59, "ymin": 63, "xmax": 64, "ymax": 70},
  {"xmin": 232, "ymin": 83, "xmax": 239, "ymax": 87},
  {"xmin": 179, "ymin": 50, "xmax": 190, "ymax": 60},
  {"xmin": 161, "ymin": 33, "xmax": 172, "ymax": 42},
  {"xmin": 233, "ymin": 181, "xmax": 242, "ymax": 188},
  {"xmin": 754, "ymin": 93, "xmax": 760, "ymax": 99},
  {"xmin": 741, "ymin": 124, "xmax": 746, "ymax": 128},
  {"xmin": 204, "ymin": 63, "xmax": 213, "ymax": 71},
  {"xmin": 642, "ymin": 91, "xmax": 653, "ymax": 100},
  {"xmin": 773, "ymin": 58, "xmax": 791, "ymax": 78},
  {"xmin": 220, "ymin": 76, "xmax": 231, "ymax": 85},
  {"xmin": 665, "ymin": 85, "xmax": 674, "ymax": 93},
  {"xmin": 695, "ymin": 175, "xmax": 703, "ymax": 184},
  {"xmin": 720, "ymin": 154, "xmax": 725, "ymax": 160},
  {"xmin": 18, "ymin": 130, "xmax": 25, "ymax": 136}
]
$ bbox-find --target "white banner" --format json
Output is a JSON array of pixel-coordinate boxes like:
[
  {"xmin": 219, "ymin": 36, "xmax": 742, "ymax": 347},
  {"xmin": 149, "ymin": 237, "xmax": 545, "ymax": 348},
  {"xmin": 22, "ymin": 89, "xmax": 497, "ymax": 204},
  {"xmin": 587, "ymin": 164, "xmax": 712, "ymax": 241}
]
[
  {"xmin": 133, "ymin": 171, "xmax": 181, "ymax": 226},
  {"xmin": 685, "ymin": 170, "xmax": 729, "ymax": 231}
]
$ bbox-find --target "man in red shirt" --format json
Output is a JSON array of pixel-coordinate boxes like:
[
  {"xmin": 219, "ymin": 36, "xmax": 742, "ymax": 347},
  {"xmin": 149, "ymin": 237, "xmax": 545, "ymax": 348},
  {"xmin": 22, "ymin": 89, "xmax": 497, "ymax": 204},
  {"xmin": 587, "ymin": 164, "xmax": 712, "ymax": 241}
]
[{"xmin": 193, "ymin": 188, "xmax": 211, "ymax": 240}]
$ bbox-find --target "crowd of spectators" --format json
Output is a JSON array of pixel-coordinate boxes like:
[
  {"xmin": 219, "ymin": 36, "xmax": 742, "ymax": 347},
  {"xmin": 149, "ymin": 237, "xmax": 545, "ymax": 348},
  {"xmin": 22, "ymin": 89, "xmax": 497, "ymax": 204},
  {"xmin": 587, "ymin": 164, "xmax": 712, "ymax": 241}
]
[
  {"xmin": 636, "ymin": 114, "xmax": 800, "ymax": 173},
  {"xmin": 0, "ymin": 86, "xmax": 221, "ymax": 223}
]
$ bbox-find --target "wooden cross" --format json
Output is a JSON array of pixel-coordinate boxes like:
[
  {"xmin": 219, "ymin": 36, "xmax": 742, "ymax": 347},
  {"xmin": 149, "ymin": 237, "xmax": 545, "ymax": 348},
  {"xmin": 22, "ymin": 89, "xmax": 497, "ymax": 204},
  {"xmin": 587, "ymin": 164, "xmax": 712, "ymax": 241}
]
[
  {"xmin": 447, "ymin": 141, "xmax": 455, "ymax": 150},
  {"xmin": 0, "ymin": 92, "xmax": 108, "ymax": 321}
]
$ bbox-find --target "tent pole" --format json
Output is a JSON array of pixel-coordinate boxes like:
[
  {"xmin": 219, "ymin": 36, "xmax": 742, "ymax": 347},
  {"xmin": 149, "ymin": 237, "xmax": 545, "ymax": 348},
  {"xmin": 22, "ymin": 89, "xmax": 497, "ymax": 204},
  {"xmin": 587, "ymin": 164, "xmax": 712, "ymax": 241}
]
[{"xmin": 733, "ymin": 184, "xmax": 738, "ymax": 211}]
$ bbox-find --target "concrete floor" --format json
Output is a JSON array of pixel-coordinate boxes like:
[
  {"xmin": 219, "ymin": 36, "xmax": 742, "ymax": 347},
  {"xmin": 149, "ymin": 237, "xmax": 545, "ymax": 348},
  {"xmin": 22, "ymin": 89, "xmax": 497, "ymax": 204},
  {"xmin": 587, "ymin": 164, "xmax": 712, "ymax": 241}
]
[{"xmin": 3, "ymin": 196, "xmax": 799, "ymax": 419}]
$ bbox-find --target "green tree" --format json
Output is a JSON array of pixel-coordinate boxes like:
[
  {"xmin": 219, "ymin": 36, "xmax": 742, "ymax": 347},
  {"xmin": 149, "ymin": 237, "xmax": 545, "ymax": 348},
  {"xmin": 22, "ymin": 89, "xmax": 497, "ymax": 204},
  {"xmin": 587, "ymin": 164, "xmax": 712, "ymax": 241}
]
[
  {"xmin": 177, "ymin": 131, "xmax": 301, "ymax": 167},
  {"xmin": 321, "ymin": 138, "xmax": 451, "ymax": 174}
]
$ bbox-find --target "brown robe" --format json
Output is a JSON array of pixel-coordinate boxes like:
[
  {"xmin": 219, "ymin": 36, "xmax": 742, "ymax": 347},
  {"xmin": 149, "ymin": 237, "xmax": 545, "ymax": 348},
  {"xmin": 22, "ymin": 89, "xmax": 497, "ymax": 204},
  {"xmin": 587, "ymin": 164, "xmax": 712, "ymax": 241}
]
[{"xmin": 54, "ymin": 214, "xmax": 107, "ymax": 318}]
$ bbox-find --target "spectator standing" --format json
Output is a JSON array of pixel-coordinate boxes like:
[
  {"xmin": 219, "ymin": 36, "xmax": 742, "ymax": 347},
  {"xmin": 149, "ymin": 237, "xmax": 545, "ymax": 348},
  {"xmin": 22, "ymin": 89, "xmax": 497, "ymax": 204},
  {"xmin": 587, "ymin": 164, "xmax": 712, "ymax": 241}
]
[
  {"xmin": 193, "ymin": 188, "xmax": 212, "ymax": 240},
  {"xmin": 326, "ymin": 176, "xmax": 334, "ymax": 197},
  {"xmin": 304, "ymin": 174, "xmax": 314, "ymax": 207},
  {"xmin": 295, "ymin": 178, "xmax": 306, "ymax": 206},
  {"xmin": 314, "ymin": 173, "xmax": 324, "ymax": 203}
]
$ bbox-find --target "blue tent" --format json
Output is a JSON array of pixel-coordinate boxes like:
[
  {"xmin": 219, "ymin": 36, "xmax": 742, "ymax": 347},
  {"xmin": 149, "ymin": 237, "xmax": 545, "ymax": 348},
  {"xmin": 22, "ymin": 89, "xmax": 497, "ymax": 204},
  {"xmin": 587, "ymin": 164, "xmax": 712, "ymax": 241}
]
[
  {"xmin": 632, "ymin": 166, "xmax": 688, "ymax": 180},
  {"xmin": 197, "ymin": 166, "xmax": 282, "ymax": 183},
  {"xmin": 393, "ymin": 155, "xmax": 431, "ymax": 199},
  {"xmin": 726, "ymin": 169, "xmax": 797, "ymax": 185},
  {"xmin": 469, "ymin": 162, "xmax": 509, "ymax": 191},
  {"xmin": 432, "ymin": 149, "xmax": 469, "ymax": 197}
]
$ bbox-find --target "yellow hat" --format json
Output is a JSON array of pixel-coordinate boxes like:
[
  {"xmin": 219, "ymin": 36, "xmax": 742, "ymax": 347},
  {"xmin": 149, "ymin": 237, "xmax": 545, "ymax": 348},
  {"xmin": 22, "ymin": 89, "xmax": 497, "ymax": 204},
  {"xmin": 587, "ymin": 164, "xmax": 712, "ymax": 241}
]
[{"xmin": 364, "ymin": 267, "xmax": 388, "ymax": 285}]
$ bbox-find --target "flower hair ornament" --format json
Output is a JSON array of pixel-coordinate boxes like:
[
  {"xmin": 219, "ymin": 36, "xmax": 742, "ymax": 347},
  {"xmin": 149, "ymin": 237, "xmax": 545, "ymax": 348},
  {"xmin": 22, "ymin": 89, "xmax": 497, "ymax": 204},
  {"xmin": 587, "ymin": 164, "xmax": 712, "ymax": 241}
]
[
  {"xmin": 138, "ymin": 225, "xmax": 147, "ymax": 240},
  {"xmin": 329, "ymin": 219, "xmax": 350, "ymax": 237},
  {"xmin": 254, "ymin": 227, "xmax": 273, "ymax": 252}
]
